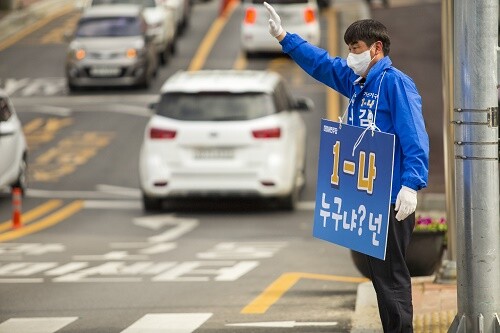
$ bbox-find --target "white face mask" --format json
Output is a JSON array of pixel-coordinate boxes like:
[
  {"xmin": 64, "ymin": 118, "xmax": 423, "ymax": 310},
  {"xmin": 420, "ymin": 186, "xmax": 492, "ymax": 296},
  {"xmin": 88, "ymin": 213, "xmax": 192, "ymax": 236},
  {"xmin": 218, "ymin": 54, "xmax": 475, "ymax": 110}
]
[{"xmin": 346, "ymin": 45, "xmax": 375, "ymax": 76}]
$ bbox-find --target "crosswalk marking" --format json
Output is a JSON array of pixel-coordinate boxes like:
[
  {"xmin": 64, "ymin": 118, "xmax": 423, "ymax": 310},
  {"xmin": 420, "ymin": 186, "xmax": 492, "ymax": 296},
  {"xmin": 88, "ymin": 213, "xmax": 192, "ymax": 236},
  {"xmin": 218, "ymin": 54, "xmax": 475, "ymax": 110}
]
[
  {"xmin": 0, "ymin": 314, "xmax": 213, "ymax": 332},
  {"xmin": 120, "ymin": 313, "xmax": 213, "ymax": 333},
  {"xmin": 0, "ymin": 317, "xmax": 78, "ymax": 333}
]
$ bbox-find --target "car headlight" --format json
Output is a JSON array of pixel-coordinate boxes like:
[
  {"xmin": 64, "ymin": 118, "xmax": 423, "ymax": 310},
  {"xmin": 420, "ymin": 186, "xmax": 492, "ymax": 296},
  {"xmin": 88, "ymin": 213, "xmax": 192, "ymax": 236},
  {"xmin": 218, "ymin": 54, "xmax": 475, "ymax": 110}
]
[
  {"xmin": 126, "ymin": 48, "xmax": 138, "ymax": 59},
  {"xmin": 127, "ymin": 48, "xmax": 147, "ymax": 58},
  {"xmin": 71, "ymin": 48, "xmax": 86, "ymax": 60}
]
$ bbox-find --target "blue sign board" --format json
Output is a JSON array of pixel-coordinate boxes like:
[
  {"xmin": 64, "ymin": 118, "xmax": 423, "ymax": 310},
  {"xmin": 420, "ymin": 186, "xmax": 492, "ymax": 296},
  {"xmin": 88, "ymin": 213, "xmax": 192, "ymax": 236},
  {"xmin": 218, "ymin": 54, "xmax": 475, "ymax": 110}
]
[{"xmin": 313, "ymin": 119, "xmax": 395, "ymax": 260}]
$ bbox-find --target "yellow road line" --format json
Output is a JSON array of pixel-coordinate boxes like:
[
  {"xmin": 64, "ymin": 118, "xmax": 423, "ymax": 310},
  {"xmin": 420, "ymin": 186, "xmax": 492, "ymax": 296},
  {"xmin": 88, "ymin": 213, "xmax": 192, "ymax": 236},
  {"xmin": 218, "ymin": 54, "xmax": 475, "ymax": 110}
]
[
  {"xmin": 23, "ymin": 118, "xmax": 45, "ymax": 135},
  {"xmin": 241, "ymin": 272, "xmax": 369, "ymax": 314},
  {"xmin": 0, "ymin": 200, "xmax": 84, "ymax": 242},
  {"xmin": 233, "ymin": 51, "xmax": 247, "ymax": 70},
  {"xmin": 0, "ymin": 4, "xmax": 75, "ymax": 52},
  {"xmin": 188, "ymin": 0, "xmax": 239, "ymax": 71},
  {"xmin": 0, "ymin": 199, "xmax": 63, "ymax": 232},
  {"xmin": 325, "ymin": 7, "xmax": 340, "ymax": 121}
]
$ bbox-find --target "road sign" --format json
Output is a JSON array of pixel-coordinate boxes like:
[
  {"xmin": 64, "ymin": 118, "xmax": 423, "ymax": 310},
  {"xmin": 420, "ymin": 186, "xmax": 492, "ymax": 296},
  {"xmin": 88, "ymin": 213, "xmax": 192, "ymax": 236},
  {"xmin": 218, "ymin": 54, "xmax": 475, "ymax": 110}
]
[{"xmin": 313, "ymin": 119, "xmax": 395, "ymax": 260}]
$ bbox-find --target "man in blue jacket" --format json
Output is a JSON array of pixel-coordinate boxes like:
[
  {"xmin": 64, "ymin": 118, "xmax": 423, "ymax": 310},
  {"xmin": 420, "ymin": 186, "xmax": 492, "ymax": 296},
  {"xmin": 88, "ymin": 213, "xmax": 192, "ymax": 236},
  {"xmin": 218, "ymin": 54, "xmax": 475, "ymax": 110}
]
[{"xmin": 264, "ymin": 3, "xmax": 429, "ymax": 332}]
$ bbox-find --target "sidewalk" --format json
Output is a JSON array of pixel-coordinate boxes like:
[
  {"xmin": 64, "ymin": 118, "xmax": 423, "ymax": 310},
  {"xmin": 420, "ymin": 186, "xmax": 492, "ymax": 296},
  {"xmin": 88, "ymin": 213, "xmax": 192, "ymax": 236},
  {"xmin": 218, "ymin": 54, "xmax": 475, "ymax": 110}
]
[
  {"xmin": 0, "ymin": 0, "xmax": 74, "ymax": 48},
  {"xmin": 352, "ymin": 276, "xmax": 457, "ymax": 333}
]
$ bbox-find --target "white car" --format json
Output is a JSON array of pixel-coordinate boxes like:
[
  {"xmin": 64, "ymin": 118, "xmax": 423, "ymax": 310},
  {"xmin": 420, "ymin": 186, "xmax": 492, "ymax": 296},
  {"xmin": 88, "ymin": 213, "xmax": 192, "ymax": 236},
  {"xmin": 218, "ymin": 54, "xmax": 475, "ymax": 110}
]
[
  {"xmin": 241, "ymin": 0, "xmax": 321, "ymax": 56},
  {"xmin": 139, "ymin": 70, "xmax": 313, "ymax": 211},
  {"xmin": 158, "ymin": 0, "xmax": 190, "ymax": 35},
  {"xmin": 0, "ymin": 90, "xmax": 28, "ymax": 195},
  {"xmin": 90, "ymin": 0, "xmax": 177, "ymax": 65}
]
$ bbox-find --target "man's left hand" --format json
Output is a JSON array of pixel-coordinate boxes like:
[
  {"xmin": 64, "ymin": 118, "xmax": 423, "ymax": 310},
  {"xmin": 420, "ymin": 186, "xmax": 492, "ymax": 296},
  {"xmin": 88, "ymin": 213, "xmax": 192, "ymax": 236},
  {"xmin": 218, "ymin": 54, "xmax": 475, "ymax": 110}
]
[{"xmin": 395, "ymin": 186, "xmax": 417, "ymax": 221}]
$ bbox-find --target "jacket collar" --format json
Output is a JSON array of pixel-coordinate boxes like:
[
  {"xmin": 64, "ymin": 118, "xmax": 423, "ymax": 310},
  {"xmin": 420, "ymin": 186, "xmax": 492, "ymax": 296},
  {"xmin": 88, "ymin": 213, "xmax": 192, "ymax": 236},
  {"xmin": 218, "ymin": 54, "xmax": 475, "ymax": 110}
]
[
  {"xmin": 366, "ymin": 56, "xmax": 392, "ymax": 82},
  {"xmin": 353, "ymin": 56, "xmax": 392, "ymax": 85}
]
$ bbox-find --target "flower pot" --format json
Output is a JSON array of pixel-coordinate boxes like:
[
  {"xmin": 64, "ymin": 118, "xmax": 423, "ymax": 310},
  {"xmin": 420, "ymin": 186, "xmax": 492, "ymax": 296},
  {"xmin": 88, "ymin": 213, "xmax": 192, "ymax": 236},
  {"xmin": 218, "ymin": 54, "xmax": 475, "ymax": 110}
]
[{"xmin": 350, "ymin": 230, "xmax": 446, "ymax": 278}]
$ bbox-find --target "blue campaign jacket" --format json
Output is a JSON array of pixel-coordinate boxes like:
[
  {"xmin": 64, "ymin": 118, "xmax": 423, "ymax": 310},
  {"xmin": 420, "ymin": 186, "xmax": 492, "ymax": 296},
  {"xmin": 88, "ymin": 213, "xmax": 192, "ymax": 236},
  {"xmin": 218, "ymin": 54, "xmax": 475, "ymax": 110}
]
[{"xmin": 281, "ymin": 33, "xmax": 429, "ymax": 203}]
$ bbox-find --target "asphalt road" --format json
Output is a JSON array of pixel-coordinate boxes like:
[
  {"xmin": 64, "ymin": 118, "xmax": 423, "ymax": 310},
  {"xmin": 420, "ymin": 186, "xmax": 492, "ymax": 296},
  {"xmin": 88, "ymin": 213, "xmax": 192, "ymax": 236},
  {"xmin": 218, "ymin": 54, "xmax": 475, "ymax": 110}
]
[{"xmin": 0, "ymin": 1, "xmax": 443, "ymax": 332}]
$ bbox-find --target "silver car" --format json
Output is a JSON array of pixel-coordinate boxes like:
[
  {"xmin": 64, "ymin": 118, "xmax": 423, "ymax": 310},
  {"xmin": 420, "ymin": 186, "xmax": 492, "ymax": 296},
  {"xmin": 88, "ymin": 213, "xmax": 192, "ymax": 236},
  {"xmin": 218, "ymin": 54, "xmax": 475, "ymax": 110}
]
[
  {"xmin": 66, "ymin": 4, "xmax": 159, "ymax": 90},
  {"xmin": 89, "ymin": 0, "xmax": 177, "ymax": 65}
]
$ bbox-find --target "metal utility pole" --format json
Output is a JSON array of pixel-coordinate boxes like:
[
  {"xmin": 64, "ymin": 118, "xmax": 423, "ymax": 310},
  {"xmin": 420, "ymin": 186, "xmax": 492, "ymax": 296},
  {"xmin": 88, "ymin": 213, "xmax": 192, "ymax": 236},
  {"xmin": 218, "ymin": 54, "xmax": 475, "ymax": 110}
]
[
  {"xmin": 441, "ymin": 0, "xmax": 457, "ymax": 275},
  {"xmin": 449, "ymin": 0, "xmax": 500, "ymax": 333}
]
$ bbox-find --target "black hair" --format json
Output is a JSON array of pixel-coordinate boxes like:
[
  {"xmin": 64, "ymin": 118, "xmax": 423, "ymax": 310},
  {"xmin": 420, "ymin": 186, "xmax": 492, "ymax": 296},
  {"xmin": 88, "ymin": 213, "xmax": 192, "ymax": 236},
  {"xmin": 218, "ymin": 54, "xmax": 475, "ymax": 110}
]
[{"xmin": 344, "ymin": 19, "xmax": 391, "ymax": 56}]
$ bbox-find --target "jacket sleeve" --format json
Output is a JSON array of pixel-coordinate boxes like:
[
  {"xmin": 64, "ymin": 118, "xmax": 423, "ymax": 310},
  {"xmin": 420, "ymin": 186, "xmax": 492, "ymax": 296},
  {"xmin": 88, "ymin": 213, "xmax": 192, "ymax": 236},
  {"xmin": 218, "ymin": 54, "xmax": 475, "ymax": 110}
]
[
  {"xmin": 280, "ymin": 33, "xmax": 352, "ymax": 97},
  {"xmin": 388, "ymin": 72, "xmax": 429, "ymax": 191}
]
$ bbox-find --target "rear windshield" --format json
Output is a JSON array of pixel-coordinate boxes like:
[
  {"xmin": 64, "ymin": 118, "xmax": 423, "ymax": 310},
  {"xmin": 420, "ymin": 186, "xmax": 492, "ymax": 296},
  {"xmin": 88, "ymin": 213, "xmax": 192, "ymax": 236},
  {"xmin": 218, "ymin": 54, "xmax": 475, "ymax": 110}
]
[
  {"xmin": 156, "ymin": 92, "xmax": 276, "ymax": 121},
  {"xmin": 92, "ymin": 0, "xmax": 156, "ymax": 8},
  {"xmin": 75, "ymin": 16, "xmax": 142, "ymax": 37},
  {"xmin": 250, "ymin": 0, "xmax": 308, "ymax": 4}
]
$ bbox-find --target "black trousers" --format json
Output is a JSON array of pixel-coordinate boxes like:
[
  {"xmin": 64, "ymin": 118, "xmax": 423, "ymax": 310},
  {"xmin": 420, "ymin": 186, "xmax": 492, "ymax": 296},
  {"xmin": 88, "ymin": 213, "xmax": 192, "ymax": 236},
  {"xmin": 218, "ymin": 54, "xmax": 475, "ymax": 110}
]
[{"xmin": 364, "ymin": 205, "xmax": 415, "ymax": 333}]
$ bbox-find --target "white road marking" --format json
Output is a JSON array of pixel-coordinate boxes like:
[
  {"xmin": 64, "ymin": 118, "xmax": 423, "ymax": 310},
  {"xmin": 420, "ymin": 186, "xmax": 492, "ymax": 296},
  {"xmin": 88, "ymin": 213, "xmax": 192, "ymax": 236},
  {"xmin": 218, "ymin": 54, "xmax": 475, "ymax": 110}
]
[
  {"xmin": 120, "ymin": 313, "xmax": 213, "ymax": 333},
  {"xmin": 152, "ymin": 261, "xmax": 259, "ymax": 282},
  {"xmin": 11, "ymin": 93, "xmax": 158, "ymax": 106},
  {"xmin": 139, "ymin": 243, "xmax": 177, "ymax": 255},
  {"xmin": 36, "ymin": 105, "xmax": 72, "ymax": 116},
  {"xmin": 0, "ymin": 317, "xmax": 78, "ymax": 333},
  {"xmin": 197, "ymin": 242, "xmax": 287, "ymax": 260},
  {"xmin": 45, "ymin": 262, "xmax": 89, "ymax": 276},
  {"xmin": 27, "ymin": 188, "xmax": 134, "ymax": 199},
  {"xmin": 54, "ymin": 277, "xmax": 143, "ymax": 283},
  {"xmin": 26, "ymin": 188, "xmax": 316, "ymax": 210},
  {"xmin": 0, "ymin": 278, "xmax": 43, "ymax": 283},
  {"xmin": 297, "ymin": 200, "xmax": 315, "ymax": 210},
  {"xmin": 83, "ymin": 200, "xmax": 141, "ymax": 209},
  {"xmin": 73, "ymin": 251, "xmax": 150, "ymax": 261},
  {"xmin": 95, "ymin": 103, "xmax": 152, "ymax": 116},
  {"xmin": 139, "ymin": 215, "xmax": 199, "ymax": 243},
  {"xmin": 96, "ymin": 184, "xmax": 141, "ymax": 197},
  {"xmin": 226, "ymin": 321, "xmax": 338, "ymax": 328}
]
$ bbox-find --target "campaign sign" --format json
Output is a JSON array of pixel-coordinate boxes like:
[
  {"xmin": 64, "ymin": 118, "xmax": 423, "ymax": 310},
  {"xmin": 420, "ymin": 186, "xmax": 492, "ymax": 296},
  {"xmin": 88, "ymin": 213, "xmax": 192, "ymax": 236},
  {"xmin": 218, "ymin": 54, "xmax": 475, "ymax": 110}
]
[{"xmin": 313, "ymin": 119, "xmax": 395, "ymax": 260}]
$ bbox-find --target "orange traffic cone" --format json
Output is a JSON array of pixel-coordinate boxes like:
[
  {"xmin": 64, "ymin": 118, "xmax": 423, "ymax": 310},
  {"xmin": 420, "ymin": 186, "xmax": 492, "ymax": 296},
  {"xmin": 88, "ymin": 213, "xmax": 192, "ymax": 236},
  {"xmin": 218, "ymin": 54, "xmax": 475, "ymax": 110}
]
[
  {"xmin": 219, "ymin": 0, "xmax": 233, "ymax": 17},
  {"xmin": 12, "ymin": 187, "xmax": 22, "ymax": 229}
]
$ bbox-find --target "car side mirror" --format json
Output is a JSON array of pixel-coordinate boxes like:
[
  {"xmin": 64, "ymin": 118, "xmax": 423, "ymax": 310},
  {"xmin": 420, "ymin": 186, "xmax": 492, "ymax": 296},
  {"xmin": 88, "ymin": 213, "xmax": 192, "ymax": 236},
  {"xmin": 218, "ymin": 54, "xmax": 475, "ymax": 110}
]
[
  {"xmin": 0, "ymin": 99, "xmax": 12, "ymax": 122},
  {"xmin": 294, "ymin": 97, "xmax": 314, "ymax": 112},
  {"xmin": 63, "ymin": 31, "xmax": 73, "ymax": 43},
  {"xmin": 148, "ymin": 102, "xmax": 158, "ymax": 111},
  {"xmin": 0, "ymin": 110, "xmax": 10, "ymax": 122},
  {"xmin": 145, "ymin": 33, "xmax": 155, "ymax": 43}
]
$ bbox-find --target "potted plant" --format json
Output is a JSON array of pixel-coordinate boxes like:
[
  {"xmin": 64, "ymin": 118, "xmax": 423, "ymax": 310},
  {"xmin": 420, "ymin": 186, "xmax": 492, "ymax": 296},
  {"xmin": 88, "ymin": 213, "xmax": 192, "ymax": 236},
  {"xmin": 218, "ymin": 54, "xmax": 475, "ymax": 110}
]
[{"xmin": 351, "ymin": 215, "xmax": 447, "ymax": 277}]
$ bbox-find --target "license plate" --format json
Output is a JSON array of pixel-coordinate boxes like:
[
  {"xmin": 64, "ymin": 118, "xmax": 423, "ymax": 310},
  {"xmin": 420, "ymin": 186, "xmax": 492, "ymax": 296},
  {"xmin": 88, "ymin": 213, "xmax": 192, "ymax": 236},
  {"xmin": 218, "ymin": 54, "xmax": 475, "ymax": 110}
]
[
  {"xmin": 90, "ymin": 67, "xmax": 120, "ymax": 77},
  {"xmin": 194, "ymin": 148, "xmax": 234, "ymax": 159}
]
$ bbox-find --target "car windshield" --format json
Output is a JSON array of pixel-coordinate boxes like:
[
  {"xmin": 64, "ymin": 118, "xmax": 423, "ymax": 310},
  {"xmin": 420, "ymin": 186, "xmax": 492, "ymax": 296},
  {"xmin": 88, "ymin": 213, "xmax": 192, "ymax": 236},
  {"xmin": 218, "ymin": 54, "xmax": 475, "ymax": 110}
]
[
  {"xmin": 75, "ymin": 16, "xmax": 142, "ymax": 37},
  {"xmin": 156, "ymin": 92, "xmax": 276, "ymax": 121},
  {"xmin": 92, "ymin": 0, "xmax": 156, "ymax": 7}
]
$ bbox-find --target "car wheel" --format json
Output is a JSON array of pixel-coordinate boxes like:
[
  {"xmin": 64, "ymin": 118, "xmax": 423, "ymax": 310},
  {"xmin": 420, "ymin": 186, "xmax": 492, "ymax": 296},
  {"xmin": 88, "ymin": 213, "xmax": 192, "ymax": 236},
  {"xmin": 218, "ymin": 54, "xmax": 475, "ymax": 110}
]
[
  {"xmin": 244, "ymin": 50, "xmax": 255, "ymax": 59},
  {"xmin": 67, "ymin": 82, "xmax": 79, "ymax": 93},
  {"xmin": 141, "ymin": 72, "xmax": 151, "ymax": 89},
  {"xmin": 279, "ymin": 179, "xmax": 299, "ymax": 211},
  {"xmin": 170, "ymin": 41, "xmax": 177, "ymax": 56},
  {"xmin": 159, "ymin": 47, "xmax": 169, "ymax": 66},
  {"xmin": 11, "ymin": 153, "xmax": 28, "ymax": 196},
  {"xmin": 142, "ymin": 193, "xmax": 162, "ymax": 211},
  {"xmin": 280, "ymin": 190, "xmax": 298, "ymax": 211}
]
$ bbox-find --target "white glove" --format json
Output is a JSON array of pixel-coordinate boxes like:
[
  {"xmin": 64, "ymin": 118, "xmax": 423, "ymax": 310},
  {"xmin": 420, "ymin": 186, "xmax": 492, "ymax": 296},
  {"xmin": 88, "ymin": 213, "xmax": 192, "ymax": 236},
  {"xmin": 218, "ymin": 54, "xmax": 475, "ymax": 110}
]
[
  {"xmin": 264, "ymin": 2, "xmax": 284, "ymax": 38},
  {"xmin": 394, "ymin": 185, "xmax": 417, "ymax": 221}
]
